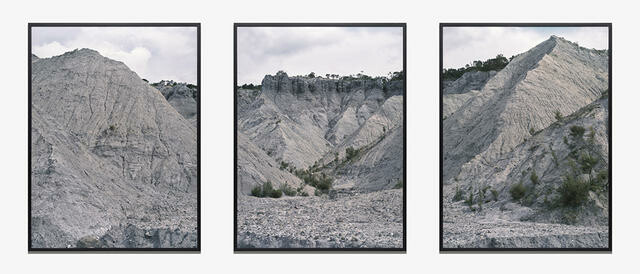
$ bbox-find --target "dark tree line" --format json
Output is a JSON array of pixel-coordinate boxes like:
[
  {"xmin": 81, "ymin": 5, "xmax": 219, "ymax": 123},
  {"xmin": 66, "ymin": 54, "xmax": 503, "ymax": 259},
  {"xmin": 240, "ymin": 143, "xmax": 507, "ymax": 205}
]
[
  {"xmin": 443, "ymin": 54, "xmax": 511, "ymax": 81},
  {"xmin": 238, "ymin": 83, "xmax": 262, "ymax": 90}
]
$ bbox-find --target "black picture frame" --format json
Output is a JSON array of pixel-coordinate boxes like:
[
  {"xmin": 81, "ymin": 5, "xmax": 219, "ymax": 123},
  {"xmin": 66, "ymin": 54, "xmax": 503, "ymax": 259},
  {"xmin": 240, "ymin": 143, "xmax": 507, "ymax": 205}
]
[
  {"xmin": 439, "ymin": 22, "xmax": 612, "ymax": 252},
  {"xmin": 234, "ymin": 22, "xmax": 407, "ymax": 252},
  {"xmin": 28, "ymin": 22, "xmax": 201, "ymax": 252}
]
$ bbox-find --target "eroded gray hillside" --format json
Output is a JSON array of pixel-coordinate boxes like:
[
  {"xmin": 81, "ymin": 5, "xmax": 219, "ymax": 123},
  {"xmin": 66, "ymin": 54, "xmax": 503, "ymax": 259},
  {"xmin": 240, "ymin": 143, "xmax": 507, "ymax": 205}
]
[
  {"xmin": 237, "ymin": 72, "xmax": 404, "ymax": 248},
  {"xmin": 238, "ymin": 72, "xmax": 403, "ymax": 193},
  {"xmin": 443, "ymin": 36, "xmax": 608, "ymax": 182},
  {"xmin": 442, "ymin": 36, "xmax": 609, "ymax": 248},
  {"xmin": 153, "ymin": 80, "xmax": 198, "ymax": 128},
  {"xmin": 31, "ymin": 49, "xmax": 197, "ymax": 248}
]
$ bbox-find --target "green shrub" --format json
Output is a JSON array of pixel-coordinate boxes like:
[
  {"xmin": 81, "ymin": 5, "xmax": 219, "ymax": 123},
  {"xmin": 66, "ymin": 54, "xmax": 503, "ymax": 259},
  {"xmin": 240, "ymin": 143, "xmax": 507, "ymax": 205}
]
[
  {"xmin": 551, "ymin": 149, "xmax": 559, "ymax": 167},
  {"xmin": 315, "ymin": 174, "xmax": 333, "ymax": 190},
  {"xmin": 280, "ymin": 183, "xmax": 296, "ymax": 196},
  {"xmin": 262, "ymin": 181, "xmax": 275, "ymax": 197},
  {"xmin": 595, "ymin": 169, "xmax": 608, "ymax": 185},
  {"xmin": 453, "ymin": 186, "xmax": 465, "ymax": 202},
  {"xmin": 464, "ymin": 192, "xmax": 474, "ymax": 207},
  {"xmin": 393, "ymin": 179, "xmax": 403, "ymax": 189},
  {"xmin": 569, "ymin": 125, "xmax": 585, "ymax": 139},
  {"xmin": 578, "ymin": 152, "xmax": 598, "ymax": 174},
  {"xmin": 530, "ymin": 170, "xmax": 539, "ymax": 185},
  {"xmin": 491, "ymin": 189, "xmax": 499, "ymax": 201},
  {"xmin": 557, "ymin": 174, "xmax": 589, "ymax": 207},
  {"xmin": 270, "ymin": 189, "xmax": 283, "ymax": 198},
  {"xmin": 554, "ymin": 110, "xmax": 563, "ymax": 122},
  {"xmin": 251, "ymin": 186, "xmax": 263, "ymax": 197},
  {"xmin": 509, "ymin": 182, "xmax": 526, "ymax": 201},
  {"xmin": 529, "ymin": 127, "xmax": 536, "ymax": 135},
  {"xmin": 345, "ymin": 147, "xmax": 359, "ymax": 161}
]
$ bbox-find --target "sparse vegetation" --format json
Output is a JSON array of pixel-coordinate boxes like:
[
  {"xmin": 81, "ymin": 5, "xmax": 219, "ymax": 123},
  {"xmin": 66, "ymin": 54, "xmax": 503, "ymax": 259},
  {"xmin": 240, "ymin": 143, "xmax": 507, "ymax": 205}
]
[
  {"xmin": 569, "ymin": 125, "xmax": 585, "ymax": 139},
  {"xmin": 345, "ymin": 147, "xmax": 360, "ymax": 161},
  {"xmin": 557, "ymin": 174, "xmax": 589, "ymax": 207},
  {"xmin": 464, "ymin": 192, "xmax": 474, "ymax": 207},
  {"xmin": 509, "ymin": 182, "xmax": 526, "ymax": 201},
  {"xmin": 453, "ymin": 186, "xmax": 465, "ymax": 202},
  {"xmin": 393, "ymin": 179, "xmax": 403, "ymax": 189},
  {"xmin": 280, "ymin": 183, "xmax": 297, "ymax": 196},
  {"xmin": 238, "ymin": 83, "xmax": 262, "ymax": 90},
  {"xmin": 578, "ymin": 152, "xmax": 598, "ymax": 174},
  {"xmin": 554, "ymin": 110, "xmax": 563, "ymax": 122},
  {"xmin": 491, "ymin": 189, "xmax": 499, "ymax": 201},
  {"xmin": 442, "ymin": 54, "xmax": 511, "ymax": 81},
  {"xmin": 530, "ymin": 170, "xmax": 539, "ymax": 185},
  {"xmin": 251, "ymin": 181, "xmax": 283, "ymax": 198}
]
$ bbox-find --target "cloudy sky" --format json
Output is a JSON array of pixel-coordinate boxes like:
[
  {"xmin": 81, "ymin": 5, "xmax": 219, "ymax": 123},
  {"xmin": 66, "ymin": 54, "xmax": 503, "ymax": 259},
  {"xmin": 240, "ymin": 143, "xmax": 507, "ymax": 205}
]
[
  {"xmin": 32, "ymin": 27, "xmax": 198, "ymax": 83},
  {"xmin": 237, "ymin": 27, "xmax": 403, "ymax": 85},
  {"xmin": 443, "ymin": 26, "xmax": 609, "ymax": 69}
]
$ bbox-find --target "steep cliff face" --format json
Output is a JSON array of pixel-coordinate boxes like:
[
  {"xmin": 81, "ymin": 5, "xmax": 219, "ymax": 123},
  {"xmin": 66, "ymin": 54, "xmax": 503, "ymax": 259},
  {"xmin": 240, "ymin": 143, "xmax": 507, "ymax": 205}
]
[
  {"xmin": 442, "ymin": 37, "xmax": 610, "ymax": 248},
  {"xmin": 31, "ymin": 49, "xmax": 197, "ymax": 248},
  {"xmin": 236, "ymin": 72, "xmax": 404, "ymax": 248},
  {"xmin": 237, "ymin": 72, "xmax": 404, "ymax": 193},
  {"xmin": 153, "ymin": 80, "xmax": 198, "ymax": 128}
]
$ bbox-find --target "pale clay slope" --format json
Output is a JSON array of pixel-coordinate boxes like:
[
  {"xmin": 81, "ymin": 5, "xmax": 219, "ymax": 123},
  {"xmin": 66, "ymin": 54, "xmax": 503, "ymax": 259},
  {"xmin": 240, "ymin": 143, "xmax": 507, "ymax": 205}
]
[
  {"xmin": 442, "ymin": 36, "xmax": 609, "ymax": 248},
  {"xmin": 31, "ymin": 49, "xmax": 197, "ymax": 248},
  {"xmin": 444, "ymin": 36, "xmax": 608, "ymax": 182},
  {"xmin": 237, "ymin": 132, "xmax": 309, "ymax": 195},
  {"xmin": 237, "ymin": 72, "xmax": 403, "ymax": 194},
  {"xmin": 444, "ymin": 98, "xmax": 609, "ymax": 248}
]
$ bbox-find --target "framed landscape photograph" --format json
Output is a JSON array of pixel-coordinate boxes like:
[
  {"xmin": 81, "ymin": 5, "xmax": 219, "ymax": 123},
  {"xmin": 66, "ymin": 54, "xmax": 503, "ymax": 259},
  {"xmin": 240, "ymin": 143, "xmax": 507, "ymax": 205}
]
[
  {"xmin": 234, "ymin": 23, "xmax": 406, "ymax": 251},
  {"xmin": 440, "ymin": 23, "xmax": 611, "ymax": 251},
  {"xmin": 29, "ymin": 23, "xmax": 200, "ymax": 251}
]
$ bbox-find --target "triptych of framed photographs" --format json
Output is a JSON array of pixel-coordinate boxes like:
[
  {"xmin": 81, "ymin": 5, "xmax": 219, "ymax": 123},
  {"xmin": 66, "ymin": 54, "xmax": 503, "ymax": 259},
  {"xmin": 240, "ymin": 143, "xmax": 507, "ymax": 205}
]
[{"xmin": 28, "ymin": 22, "xmax": 611, "ymax": 252}]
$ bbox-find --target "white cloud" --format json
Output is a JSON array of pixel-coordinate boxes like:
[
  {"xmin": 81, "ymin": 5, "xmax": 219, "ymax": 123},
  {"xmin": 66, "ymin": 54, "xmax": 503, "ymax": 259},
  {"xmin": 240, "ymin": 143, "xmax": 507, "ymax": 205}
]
[
  {"xmin": 32, "ymin": 27, "xmax": 197, "ymax": 83},
  {"xmin": 443, "ymin": 27, "xmax": 608, "ymax": 69},
  {"xmin": 237, "ymin": 27, "xmax": 403, "ymax": 84}
]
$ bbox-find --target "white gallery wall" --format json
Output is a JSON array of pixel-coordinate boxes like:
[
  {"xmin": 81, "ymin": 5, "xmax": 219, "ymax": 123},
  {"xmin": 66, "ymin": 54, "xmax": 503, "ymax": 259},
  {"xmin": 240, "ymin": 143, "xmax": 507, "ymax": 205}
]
[{"xmin": 0, "ymin": 0, "xmax": 637, "ymax": 273}]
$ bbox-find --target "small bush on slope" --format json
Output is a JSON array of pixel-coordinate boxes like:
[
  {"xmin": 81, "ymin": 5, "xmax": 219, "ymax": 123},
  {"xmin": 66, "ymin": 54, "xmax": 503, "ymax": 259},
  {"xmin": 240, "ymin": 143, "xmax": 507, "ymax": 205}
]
[
  {"xmin": 510, "ymin": 182, "xmax": 526, "ymax": 201},
  {"xmin": 251, "ymin": 181, "xmax": 283, "ymax": 198},
  {"xmin": 557, "ymin": 174, "xmax": 590, "ymax": 207}
]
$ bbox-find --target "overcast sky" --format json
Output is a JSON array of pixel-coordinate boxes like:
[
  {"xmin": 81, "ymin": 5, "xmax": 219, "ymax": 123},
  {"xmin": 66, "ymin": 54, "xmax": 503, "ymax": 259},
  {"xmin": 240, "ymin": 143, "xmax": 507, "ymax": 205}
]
[
  {"xmin": 443, "ymin": 26, "xmax": 609, "ymax": 69},
  {"xmin": 237, "ymin": 27, "xmax": 403, "ymax": 85},
  {"xmin": 32, "ymin": 27, "xmax": 198, "ymax": 84}
]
